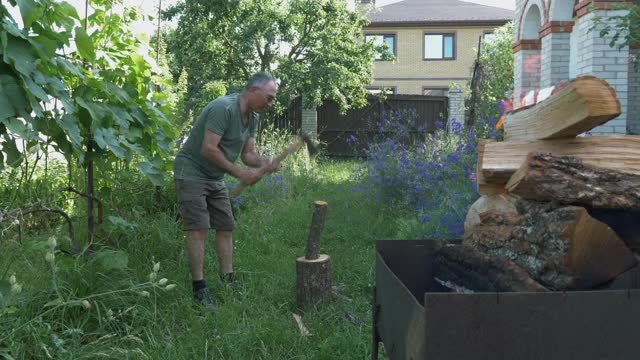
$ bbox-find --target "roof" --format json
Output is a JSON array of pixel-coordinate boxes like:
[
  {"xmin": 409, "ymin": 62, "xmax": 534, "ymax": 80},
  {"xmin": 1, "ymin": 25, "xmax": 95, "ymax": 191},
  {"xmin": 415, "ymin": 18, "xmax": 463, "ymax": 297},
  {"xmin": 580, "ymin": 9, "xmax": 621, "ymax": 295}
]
[{"xmin": 366, "ymin": 0, "xmax": 514, "ymax": 27}]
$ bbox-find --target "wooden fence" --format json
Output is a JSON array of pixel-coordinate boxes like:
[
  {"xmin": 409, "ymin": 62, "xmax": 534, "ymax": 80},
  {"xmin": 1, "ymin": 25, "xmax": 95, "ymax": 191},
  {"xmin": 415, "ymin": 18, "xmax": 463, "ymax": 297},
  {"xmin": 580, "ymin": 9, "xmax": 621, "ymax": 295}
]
[{"xmin": 272, "ymin": 94, "xmax": 448, "ymax": 157}]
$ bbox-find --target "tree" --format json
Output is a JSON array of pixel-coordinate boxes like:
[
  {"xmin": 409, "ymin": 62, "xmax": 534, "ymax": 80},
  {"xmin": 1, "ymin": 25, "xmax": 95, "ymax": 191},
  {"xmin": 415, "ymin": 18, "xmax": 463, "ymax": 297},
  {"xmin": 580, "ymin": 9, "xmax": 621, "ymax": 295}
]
[
  {"xmin": 163, "ymin": 0, "xmax": 378, "ymax": 115},
  {"xmin": 1, "ymin": 0, "xmax": 176, "ymax": 241},
  {"xmin": 467, "ymin": 22, "xmax": 515, "ymax": 123}
]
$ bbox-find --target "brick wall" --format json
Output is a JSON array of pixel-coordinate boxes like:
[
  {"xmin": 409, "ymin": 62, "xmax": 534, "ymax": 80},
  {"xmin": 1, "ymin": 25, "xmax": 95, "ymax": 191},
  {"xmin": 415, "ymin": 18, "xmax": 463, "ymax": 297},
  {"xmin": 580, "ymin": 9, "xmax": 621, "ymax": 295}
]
[
  {"xmin": 540, "ymin": 32, "xmax": 571, "ymax": 88},
  {"xmin": 628, "ymin": 48, "xmax": 640, "ymax": 134},
  {"xmin": 576, "ymin": 10, "xmax": 629, "ymax": 134}
]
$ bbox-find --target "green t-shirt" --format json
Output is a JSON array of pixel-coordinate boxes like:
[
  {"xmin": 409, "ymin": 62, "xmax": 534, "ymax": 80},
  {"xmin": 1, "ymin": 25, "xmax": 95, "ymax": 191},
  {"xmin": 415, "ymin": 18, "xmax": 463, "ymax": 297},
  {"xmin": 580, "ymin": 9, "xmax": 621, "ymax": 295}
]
[{"xmin": 173, "ymin": 93, "xmax": 259, "ymax": 183}]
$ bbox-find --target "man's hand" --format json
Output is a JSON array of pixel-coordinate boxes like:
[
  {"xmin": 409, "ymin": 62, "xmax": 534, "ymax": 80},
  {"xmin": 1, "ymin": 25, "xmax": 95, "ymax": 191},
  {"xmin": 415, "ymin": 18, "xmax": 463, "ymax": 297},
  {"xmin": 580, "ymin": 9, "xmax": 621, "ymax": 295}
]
[
  {"xmin": 237, "ymin": 168, "xmax": 264, "ymax": 186},
  {"xmin": 262, "ymin": 157, "xmax": 281, "ymax": 173}
]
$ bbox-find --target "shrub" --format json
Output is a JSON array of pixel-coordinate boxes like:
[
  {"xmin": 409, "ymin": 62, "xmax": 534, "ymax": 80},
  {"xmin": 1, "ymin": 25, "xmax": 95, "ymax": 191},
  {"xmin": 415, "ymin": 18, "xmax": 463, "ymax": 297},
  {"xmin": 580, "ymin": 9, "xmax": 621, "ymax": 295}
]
[{"xmin": 351, "ymin": 109, "xmax": 497, "ymax": 239}]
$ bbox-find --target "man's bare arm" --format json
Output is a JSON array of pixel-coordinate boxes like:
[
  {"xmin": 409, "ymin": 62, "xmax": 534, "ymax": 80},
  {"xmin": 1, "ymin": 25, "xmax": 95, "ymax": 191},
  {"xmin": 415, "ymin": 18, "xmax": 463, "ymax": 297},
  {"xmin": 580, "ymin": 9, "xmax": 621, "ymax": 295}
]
[
  {"xmin": 242, "ymin": 137, "xmax": 280, "ymax": 172},
  {"xmin": 201, "ymin": 130, "xmax": 262, "ymax": 185}
]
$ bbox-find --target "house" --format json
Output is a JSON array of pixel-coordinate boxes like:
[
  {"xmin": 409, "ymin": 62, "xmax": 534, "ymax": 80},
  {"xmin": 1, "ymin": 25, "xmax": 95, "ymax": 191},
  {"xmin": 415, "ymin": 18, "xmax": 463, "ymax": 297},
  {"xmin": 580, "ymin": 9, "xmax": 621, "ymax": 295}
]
[
  {"xmin": 513, "ymin": 0, "xmax": 639, "ymax": 134},
  {"xmin": 359, "ymin": 0, "xmax": 513, "ymax": 121}
]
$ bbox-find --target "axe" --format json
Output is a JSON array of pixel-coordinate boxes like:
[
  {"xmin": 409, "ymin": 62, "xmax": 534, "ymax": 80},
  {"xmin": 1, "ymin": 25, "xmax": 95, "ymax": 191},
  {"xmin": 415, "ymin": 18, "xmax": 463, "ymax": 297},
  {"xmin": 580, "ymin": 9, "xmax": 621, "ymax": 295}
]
[{"xmin": 231, "ymin": 133, "xmax": 318, "ymax": 196}]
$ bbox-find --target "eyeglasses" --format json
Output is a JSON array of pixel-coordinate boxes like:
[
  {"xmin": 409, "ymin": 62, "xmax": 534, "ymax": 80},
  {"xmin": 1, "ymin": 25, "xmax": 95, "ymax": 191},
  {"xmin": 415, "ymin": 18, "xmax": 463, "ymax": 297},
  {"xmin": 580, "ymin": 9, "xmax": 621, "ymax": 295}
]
[{"xmin": 255, "ymin": 86, "xmax": 276, "ymax": 102}]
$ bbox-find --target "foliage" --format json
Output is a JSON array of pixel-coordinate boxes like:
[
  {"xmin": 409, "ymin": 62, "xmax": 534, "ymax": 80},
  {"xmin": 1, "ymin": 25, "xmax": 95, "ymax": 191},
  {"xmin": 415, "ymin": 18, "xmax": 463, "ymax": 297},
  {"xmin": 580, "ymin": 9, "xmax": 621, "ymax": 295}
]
[
  {"xmin": 0, "ymin": 232, "xmax": 179, "ymax": 358},
  {"xmin": 469, "ymin": 21, "xmax": 515, "ymax": 122},
  {"xmin": 0, "ymin": 0, "xmax": 177, "ymax": 185},
  {"xmin": 593, "ymin": 3, "xmax": 640, "ymax": 71},
  {"xmin": 351, "ymin": 110, "xmax": 498, "ymax": 239},
  {"xmin": 1, "ymin": 158, "xmax": 403, "ymax": 359},
  {"xmin": 163, "ymin": 0, "xmax": 379, "ymax": 119}
]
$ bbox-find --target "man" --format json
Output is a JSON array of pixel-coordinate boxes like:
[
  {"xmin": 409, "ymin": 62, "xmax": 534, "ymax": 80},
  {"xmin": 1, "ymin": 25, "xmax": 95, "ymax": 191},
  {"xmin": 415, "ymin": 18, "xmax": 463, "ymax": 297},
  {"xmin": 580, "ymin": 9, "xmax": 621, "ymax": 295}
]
[{"xmin": 173, "ymin": 72, "xmax": 279, "ymax": 311}]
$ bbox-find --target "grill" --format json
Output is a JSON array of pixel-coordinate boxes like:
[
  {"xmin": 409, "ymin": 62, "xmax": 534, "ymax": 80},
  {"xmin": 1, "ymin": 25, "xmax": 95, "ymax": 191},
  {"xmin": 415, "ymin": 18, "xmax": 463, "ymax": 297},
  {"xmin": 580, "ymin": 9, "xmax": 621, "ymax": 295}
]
[{"xmin": 373, "ymin": 240, "xmax": 640, "ymax": 360}]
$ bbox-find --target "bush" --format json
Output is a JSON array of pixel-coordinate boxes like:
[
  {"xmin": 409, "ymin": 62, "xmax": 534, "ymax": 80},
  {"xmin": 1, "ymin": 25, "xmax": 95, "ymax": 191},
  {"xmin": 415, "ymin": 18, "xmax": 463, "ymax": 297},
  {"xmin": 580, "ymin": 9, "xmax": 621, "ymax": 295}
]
[{"xmin": 351, "ymin": 109, "xmax": 497, "ymax": 239}]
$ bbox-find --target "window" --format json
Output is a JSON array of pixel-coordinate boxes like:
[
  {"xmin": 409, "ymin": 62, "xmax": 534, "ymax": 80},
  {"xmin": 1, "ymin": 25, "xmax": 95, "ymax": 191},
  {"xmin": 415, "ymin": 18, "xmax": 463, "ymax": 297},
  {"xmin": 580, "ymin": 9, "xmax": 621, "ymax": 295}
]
[
  {"xmin": 423, "ymin": 33, "xmax": 455, "ymax": 60},
  {"xmin": 483, "ymin": 30, "xmax": 496, "ymax": 43},
  {"xmin": 365, "ymin": 33, "xmax": 396, "ymax": 60},
  {"xmin": 423, "ymin": 87, "xmax": 448, "ymax": 97},
  {"xmin": 366, "ymin": 86, "xmax": 396, "ymax": 95}
]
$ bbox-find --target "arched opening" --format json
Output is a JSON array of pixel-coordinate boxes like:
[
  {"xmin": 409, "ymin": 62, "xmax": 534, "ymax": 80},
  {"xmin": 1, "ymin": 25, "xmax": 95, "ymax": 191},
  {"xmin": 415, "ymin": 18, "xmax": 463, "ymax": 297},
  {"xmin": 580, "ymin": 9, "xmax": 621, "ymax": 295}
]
[
  {"xmin": 522, "ymin": 5, "xmax": 542, "ymax": 40},
  {"xmin": 516, "ymin": 4, "xmax": 543, "ymax": 106}
]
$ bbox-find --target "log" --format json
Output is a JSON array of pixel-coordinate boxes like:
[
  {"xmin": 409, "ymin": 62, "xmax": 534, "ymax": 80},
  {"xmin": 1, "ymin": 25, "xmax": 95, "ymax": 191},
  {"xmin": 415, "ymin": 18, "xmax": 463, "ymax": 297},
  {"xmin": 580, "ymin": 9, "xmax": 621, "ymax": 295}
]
[
  {"xmin": 504, "ymin": 76, "xmax": 621, "ymax": 141},
  {"xmin": 433, "ymin": 243, "xmax": 549, "ymax": 292},
  {"xmin": 479, "ymin": 135, "xmax": 640, "ymax": 193},
  {"xmin": 506, "ymin": 152, "xmax": 640, "ymax": 210},
  {"xmin": 464, "ymin": 195, "xmax": 637, "ymax": 290},
  {"xmin": 588, "ymin": 208, "xmax": 640, "ymax": 253},
  {"xmin": 305, "ymin": 201, "xmax": 328, "ymax": 260},
  {"xmin": 296, "ymin": 254, "xmax": 332, "ymax": 310},
  {"xmin": 476, "ymin": 139, "xmax": 505, "ymax": 194}
]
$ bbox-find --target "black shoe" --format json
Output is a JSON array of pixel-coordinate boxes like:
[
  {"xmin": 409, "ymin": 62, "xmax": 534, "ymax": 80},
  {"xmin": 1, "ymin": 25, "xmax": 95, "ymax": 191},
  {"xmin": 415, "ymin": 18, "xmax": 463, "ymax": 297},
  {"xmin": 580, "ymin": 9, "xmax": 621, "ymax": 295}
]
[
  {"xmin": 220, "ymin": 272, "xmax": 244, "ymax": 292},
  {"xmin": 193, "ymin": 287, "xmax": 216, "ymax": 313}
]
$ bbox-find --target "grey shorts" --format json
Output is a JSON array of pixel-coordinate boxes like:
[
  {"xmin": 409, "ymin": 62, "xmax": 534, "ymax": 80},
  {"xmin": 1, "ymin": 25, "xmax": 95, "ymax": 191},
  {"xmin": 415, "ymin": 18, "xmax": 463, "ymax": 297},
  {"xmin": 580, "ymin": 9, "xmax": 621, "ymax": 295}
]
[{"xmin": 175, "ymin": 179, "xmax": 235, "ymax": 231}]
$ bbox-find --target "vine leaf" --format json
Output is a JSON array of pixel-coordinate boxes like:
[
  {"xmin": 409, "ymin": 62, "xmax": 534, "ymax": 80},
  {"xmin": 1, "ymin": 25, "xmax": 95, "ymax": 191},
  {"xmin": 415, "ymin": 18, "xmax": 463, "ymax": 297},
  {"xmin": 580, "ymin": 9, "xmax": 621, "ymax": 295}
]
[{"xmin": 74, "ymin": 26, "xmax": 95, "ymax": 62}]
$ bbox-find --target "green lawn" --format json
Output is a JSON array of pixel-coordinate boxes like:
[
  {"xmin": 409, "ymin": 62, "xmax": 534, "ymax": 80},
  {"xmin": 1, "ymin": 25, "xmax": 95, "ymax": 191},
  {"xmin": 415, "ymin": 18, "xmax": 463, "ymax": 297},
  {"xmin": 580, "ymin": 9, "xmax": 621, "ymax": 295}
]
[{"xmin": 1, "ymin": 159, "xmax": 407, "ymax": 359}]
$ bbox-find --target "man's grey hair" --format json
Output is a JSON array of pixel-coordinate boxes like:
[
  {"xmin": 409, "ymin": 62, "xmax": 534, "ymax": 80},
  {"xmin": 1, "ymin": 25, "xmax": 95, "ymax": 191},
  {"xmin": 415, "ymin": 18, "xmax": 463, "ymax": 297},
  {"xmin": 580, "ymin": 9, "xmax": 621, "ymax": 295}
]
[{"xmin": 245, "ymin": 72, "xmax": 275, "ymax": 90}]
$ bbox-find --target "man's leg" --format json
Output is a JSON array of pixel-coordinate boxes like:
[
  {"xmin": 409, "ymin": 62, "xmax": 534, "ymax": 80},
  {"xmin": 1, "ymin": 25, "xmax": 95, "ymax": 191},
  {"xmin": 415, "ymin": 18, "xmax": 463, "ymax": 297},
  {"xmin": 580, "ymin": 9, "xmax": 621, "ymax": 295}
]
[
  {"xmin": 215, "ymin": 230, "xmax": 233, "ymax": 274},
  {"xmin": 186, "ymin": 229, "xmax": 208, "ymax": 280}
]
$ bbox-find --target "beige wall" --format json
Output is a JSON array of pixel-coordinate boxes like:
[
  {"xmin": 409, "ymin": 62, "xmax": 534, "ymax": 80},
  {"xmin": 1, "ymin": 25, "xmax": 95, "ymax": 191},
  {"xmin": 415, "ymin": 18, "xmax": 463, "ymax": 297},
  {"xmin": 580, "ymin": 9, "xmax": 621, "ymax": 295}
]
[{"xmin": 365, "ymin": 25, "xmax": 501, "ymax": 94}]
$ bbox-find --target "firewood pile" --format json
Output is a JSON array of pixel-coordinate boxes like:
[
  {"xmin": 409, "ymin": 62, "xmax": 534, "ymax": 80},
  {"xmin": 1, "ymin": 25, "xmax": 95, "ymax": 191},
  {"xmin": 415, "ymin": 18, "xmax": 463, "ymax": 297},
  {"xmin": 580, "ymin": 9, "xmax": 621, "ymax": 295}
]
[{"xmin": 434, "ymin": 76, "xmax": 640, "ymax": 292}]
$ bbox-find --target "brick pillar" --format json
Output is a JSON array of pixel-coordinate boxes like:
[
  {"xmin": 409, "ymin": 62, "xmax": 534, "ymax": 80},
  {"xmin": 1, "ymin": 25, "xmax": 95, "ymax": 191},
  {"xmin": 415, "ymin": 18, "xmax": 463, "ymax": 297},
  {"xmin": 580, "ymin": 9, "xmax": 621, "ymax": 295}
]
[
  {"xmin": 448, "ymin": 86, "xmax": 465, "ymax": 127},
  {"xmin": 540, "ymin": 31, "xmax": 571, "ymax": 88},
  {"xmin": 574, "ymin": 8, "xmax": 629, "ymax": 134},
  {"xmin": 514, "ymin": 47, "xmax": 541, "ymax": 105},
  {"xmin": 301, "ymin": 105, "xmax": 318, "ymax": 141}
]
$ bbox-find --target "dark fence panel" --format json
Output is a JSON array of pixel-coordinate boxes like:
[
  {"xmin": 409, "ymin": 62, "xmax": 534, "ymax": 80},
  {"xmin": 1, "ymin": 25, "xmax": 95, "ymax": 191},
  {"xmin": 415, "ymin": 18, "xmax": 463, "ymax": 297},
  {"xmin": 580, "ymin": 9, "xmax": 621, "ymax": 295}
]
[
  {"xmin": 271, "ymin": 96, "xmax": 302, "ymax": 133},
  {"xmin": 318, "ymin": 95, "xmax": 448, "ymax": 157}
]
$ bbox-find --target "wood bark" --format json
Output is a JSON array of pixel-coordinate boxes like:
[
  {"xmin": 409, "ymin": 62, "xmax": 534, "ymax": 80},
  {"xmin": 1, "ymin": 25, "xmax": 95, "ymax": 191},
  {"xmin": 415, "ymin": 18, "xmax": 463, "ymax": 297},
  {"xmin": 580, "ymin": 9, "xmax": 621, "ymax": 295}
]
[
  {"xmin": 305, "ymin": 201, "xmax": 328, "ymax": 260},
  {"xmin": 504, "ymin": 76, "xmax": 621, "ymax": 141},
  {"xmin": 463, "ymin": 195, "xmax": 637, "ymax": 290},
  {"xmin": 434, "ymin": 243, "xmax": 549, "ymax": 292},
  {"xmin": 296, "ymin": 254, "xmax": 332, "ymax": 310},
  {"xmin": 506, "ymin": 152, "xmax": 640, "ymax": 210},
  {"xmin": 478, "ymin": 135, "xmax": 640, "ymax": 194}
]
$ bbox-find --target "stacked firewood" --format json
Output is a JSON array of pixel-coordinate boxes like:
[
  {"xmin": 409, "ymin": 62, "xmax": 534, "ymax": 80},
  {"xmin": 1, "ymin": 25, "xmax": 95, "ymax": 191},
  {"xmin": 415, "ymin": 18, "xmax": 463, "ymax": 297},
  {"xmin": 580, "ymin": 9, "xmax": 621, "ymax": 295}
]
[{"xmin": 434, "ymin": 76, "xmax": 640, "ymax": 292}]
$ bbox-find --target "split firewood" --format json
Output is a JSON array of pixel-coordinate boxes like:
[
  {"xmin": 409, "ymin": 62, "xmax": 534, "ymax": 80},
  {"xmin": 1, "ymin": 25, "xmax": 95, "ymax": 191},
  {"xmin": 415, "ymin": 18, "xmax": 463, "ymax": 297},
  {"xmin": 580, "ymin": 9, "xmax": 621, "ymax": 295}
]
[
  {"xmin": 292, "ymin": 313, "xmax": 311, "ymax": 336},
  {"xmin": 464, "ymin": 194, "xmax": 637, "ymax": 290},
  {"xmin": 507, "ymin": 152, "xmax": 640, "ymax": 210},
  {"xmin": 433, "ymin": 243, "xmax": 549, "ymax": 292},
  {"xmin": 478, "ymin": 135, "xmax": 640, "ymax": 194},
  {"xmin": 476, "ymin": 139, "xmax": 505, "ymax": 194},
  {"xmin": 504, "ymin": 76, "xmax": 621, "ymax": 141}
]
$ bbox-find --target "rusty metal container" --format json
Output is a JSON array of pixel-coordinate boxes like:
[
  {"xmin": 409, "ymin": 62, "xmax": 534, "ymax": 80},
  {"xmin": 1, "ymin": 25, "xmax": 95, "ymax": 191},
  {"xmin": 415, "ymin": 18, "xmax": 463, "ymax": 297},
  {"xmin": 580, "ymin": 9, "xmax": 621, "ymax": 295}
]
[{"xmin": 373, "ymin": 240, "xmax": 640, "ymax": 360}]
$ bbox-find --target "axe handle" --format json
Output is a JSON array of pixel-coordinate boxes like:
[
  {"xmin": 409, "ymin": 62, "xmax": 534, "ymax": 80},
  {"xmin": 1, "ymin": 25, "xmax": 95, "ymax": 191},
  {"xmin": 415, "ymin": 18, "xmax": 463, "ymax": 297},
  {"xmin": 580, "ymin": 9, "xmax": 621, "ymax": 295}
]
[{"xmin": 231, "ymin": 138, "xmax": 304, "ymax": 197}]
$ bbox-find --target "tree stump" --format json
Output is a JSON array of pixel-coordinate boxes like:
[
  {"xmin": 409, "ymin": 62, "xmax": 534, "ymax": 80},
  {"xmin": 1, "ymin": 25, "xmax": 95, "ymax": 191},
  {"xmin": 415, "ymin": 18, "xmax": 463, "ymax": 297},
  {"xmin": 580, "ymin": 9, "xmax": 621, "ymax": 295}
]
[
  {"xmin": 296, "ymin": 200, "xmax": 332, "ymax": 310},
  {"xmin": 296, "ymin": 254, "xmax": 332, "ymax": 310}
]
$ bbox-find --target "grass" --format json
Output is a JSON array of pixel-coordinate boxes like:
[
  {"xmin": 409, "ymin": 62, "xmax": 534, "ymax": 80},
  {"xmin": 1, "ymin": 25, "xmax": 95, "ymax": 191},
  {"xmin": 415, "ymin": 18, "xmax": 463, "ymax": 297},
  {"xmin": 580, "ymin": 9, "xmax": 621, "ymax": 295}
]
[{"xmin": 1, "ymin": 159, "xmax": 411, "ymax": 359}]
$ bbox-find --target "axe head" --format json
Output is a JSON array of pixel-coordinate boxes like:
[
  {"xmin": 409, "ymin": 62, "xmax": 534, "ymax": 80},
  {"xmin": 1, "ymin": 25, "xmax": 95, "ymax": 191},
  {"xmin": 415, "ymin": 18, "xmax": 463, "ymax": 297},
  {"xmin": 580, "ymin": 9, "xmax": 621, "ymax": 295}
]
[{"xmin": 299, "ymin": 132, "xmax": 319, "ymax": 158}]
